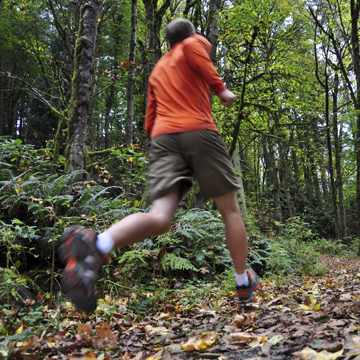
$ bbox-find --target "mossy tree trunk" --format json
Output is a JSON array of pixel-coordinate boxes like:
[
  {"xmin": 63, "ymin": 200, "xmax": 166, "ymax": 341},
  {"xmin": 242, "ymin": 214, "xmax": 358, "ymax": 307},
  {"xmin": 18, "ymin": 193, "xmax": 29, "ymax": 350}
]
[
  {"xmin": 205, "ymin": 0, "xmax": 222, "ymax": 64},
  {"xmin": 66, "ymin": 0, "xmax": 101, "ymax": 173}
]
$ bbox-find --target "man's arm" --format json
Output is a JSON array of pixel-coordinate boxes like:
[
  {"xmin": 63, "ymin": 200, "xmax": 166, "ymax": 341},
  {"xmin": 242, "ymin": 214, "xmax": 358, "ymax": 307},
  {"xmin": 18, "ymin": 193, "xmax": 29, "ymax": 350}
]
[
  {"xmin": 183, "ymin": 35, "xmax": 236, "ymax": 107},
  {"xmin": 145, "ymin": 85, "xmax": 156, "ymax": 135}
]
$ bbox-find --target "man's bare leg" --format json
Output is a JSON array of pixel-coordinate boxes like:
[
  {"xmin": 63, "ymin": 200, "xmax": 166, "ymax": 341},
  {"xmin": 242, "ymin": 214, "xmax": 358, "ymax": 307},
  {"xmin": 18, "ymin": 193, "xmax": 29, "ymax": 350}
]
[
  {"xmin": 214, "ymin": 191, "xmax": 247, "ymax": 275},
  {"xmin": 103, "ymin": 184, "xmax": 180, "ymax": 249}
]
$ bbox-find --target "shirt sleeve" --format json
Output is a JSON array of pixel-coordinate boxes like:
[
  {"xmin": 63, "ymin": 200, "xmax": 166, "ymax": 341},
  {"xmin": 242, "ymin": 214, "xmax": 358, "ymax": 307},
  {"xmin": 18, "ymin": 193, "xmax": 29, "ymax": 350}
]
[
  {"xmin": 183, "ymin": 34, "xmax": 226, "ymax": 95},
  {"xmin": 145, "ymin": 84, "xmax": 156, "ymax": 135}
]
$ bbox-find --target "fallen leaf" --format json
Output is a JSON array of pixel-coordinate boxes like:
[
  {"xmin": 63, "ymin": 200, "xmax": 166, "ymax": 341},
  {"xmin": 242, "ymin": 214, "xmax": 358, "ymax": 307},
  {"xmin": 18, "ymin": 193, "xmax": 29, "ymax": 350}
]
[
  {"xmin": 78, "ymin": 323, "xmax": 92, "ymax": 335},
  {"xmin": 145, "ymin": 325, "xmax": 172, "ymax": 336},
  {"xmin": 181, "ymin": 332, "xmax": 218, "ymax": 351},
  {"xmin": 293, "ymin": 346, "xmax": 343, "ymax": 359}
]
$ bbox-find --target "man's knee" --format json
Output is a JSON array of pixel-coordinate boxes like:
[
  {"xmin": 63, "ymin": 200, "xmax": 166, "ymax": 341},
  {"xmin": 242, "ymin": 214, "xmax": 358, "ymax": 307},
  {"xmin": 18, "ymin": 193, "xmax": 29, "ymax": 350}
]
[
  {"xmin": 154, "ymin": 215, "xmax": 172, "ymax": 234},
  {"xmin": 215, "ymin": 191, "xmax": 240, "ymax": 216}
]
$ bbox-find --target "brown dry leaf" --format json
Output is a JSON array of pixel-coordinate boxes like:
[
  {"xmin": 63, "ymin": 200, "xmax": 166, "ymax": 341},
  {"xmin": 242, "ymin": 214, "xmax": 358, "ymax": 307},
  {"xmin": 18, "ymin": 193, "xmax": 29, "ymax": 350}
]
[
  {"xmin": 23, "ymin": 299, "xmax": 35, "ymax": 306},
  {"xmin": 234, "ymin": 314, "xmax": 246, "ymax": 327},
  {"xmin": 146, "ymin": 349, "xmax": 171, "ymax": 360},
  {"xmin": 145, "ymin": 325, "xmax": 172, "ymax": 336},
  {"xmin": 293, "ymin": 346, "xmax": 343, "ymax": 359},
  {"xmin": 27, "ymin": 335, "xmax": 40, "ymax": 349},
  {"xmin": 181, "ymin": 332, "xmax": 218, "ymax": 351},
  {"xmin": 218, "ymin": 355, "xmax": 228, "ymax": 360},
  {"xmin": 229, "ymin": 332, "xmax": 267, "ymax": 344},
  {"xmin": 78, "ymin": 323, "xmax": 92, "ymax": 335},
  {"xmin": 267, "ymin": 296, "xmax": 283, "ymax": 307},
  {"xmin": 94, "ymin": 322, "xmax": 117, "ymax": 349},
  {"xmin": 133, "ymin": 351, "xmax": 145, "ymax": 360},
  {"xmin": 120, "ymin": 352, "xmax": 132, "ymax": 360},
  {"xmin": 82, "ymin": 350, "xmax": 97, "ymax": 359}
]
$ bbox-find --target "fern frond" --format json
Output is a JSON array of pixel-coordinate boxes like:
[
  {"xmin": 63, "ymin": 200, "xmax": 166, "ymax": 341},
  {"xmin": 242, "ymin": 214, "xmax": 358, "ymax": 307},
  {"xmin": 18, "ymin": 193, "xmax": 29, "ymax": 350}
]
[{"xmin": 160, "ymin": 253, "xmax": 198, "ymax": 272}]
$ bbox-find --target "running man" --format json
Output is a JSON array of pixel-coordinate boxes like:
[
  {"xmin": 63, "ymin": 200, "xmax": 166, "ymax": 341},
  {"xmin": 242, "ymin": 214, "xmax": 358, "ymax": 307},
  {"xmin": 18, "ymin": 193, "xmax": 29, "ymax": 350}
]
[{"xmin": 58, "ymin": 18, "xmax": 260, "ymax": 312}]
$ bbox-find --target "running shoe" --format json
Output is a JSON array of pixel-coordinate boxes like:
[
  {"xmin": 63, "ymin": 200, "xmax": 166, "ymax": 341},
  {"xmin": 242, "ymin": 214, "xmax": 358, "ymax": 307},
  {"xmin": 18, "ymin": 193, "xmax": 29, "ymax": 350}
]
[
  {"xmin": 236, "ymin": 269, "xmax": 260, "ymax": 303},
  {"xmin": 58, "ymin": 227, "xmax": 107, "ymax": 312}
]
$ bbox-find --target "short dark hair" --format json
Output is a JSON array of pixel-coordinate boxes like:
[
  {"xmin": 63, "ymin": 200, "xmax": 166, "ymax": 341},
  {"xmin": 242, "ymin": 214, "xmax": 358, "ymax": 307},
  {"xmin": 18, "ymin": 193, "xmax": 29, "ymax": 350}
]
[{"xmin": 166, "ymin": 18, "xmax": 195, "ymax": 46}]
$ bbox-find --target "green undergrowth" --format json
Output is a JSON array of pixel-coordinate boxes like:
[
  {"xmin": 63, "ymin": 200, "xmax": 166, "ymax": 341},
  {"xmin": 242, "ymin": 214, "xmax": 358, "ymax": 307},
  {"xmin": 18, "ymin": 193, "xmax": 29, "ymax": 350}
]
[{"xmin": 0, "ymin": 138, "xmax": 359, "ymax": 313}]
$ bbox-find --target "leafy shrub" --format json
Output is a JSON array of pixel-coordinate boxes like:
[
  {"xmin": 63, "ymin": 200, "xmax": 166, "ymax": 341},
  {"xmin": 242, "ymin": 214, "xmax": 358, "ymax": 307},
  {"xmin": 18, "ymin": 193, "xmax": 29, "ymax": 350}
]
[
  {"xmin": 262, "ymin": 217, "xmax": 321, "ymax": 277},
  {"xmin": 313, "ymin": 238, "xmax": 347, "ymax": 257}
]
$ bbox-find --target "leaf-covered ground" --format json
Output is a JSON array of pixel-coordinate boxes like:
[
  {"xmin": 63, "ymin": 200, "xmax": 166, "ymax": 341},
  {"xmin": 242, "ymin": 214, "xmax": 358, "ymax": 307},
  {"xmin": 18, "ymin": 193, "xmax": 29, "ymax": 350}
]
[{"xmin": 2, "ymin": 255, "xmax": 360, "ymax": 360}]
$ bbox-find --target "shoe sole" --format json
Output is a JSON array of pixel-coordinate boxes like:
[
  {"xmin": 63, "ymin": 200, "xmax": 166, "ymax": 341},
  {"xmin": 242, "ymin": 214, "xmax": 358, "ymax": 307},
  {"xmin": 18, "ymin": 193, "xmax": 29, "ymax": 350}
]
[
  {"xmin": 237, "ymin": 281, "xmax": 260, "ymax": 303},
  {"xmin": 58, "ymin": 228, "xmax": 100, "ymax": 313},
  {"xmin": 61, "ymin": 259, "xmax": 98, "ymax": 312},
  {"xmin": 238, "ymin": 274, "xmax": 260, "ymax": 304}
]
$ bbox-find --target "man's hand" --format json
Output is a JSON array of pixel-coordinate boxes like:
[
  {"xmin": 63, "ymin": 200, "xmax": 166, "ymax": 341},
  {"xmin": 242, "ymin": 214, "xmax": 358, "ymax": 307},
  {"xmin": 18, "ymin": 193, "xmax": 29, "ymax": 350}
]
[{"xmin": 217, "ymin": 89, "xmax": 237, "ymax": 107}]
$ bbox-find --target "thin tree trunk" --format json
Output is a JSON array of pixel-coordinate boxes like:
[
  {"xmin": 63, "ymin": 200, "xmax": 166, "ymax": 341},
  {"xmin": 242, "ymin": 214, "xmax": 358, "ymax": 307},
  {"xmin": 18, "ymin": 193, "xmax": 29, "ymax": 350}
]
[
  {"xmin": 137, "ymin": 40, "xmax": 148, "ymax": 134},
  {"xmin": 306, "ymin": 127, "xmax": 321, "ymax": 201},
  {"xmin": 11, "ymin": 101, "xmax": 17, "ymax": 139},
  {"xmin": 299, "ymin": 134, "xmax": 311, "ymax": 187},
  {"xmin": 0, "ymin": 70, "xmax": 4, "ymax": 136},
  {"xmin": 289, "ymin": 129, "xmax": 300, "ymax": 185},
  {"xmin": 19, "ymin": 93, "xmax": 24, "ymax": 140},
  {"xmin": 338, "ymin": 123, "xmax": 347, "ymax": 237},
  {"xmin": 274, "ymin": 112, "xmax": 294, "ymax": 218},
  {"xmin": 66, "ymin": 0, "xmax": 101, "ymax": 173},
  {"xmin": 205, "ymin": 0, "xmax": 222, "ymax": 64},
  {"xmin": 262, "ymin": 134, "xmax": 273, "ymax": 188},
  {"xmin": 233, "ymin": 142, "xmax": 247, "ymax": 218},
  {"xmin": 126, "ymin": 0, "xmax": 138, "ymax": 147},
  {"xmin": 268, "ymin": 115, "xmax": 282, "ymax": 230},
  {"xmin": 314, "ymin": 127, "xmax": 329, "ymax": 199},
  {"xmin": 324, "ymin": 73, "xmax": 340, "ymax": 239},
  {"xmin": 104, "ymin": 84, "xmax": 115, "ymax": 149},
  {"xmin": 332, "ymin": 73, "xmax": 347, "ymax": 237},
  {"xmin": 349, "ymin": 0, "xmax": 360, "ymax": 237},
  {"xmin": 238, "ymin": 139, "xmax": 247, "ymax": 192}
]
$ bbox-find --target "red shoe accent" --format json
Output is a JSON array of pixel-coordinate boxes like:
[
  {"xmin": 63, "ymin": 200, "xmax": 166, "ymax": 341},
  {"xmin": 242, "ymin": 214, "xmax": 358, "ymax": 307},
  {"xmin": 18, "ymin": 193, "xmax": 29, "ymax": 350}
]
[
  {"xmin": 236, "ymin": 269, "xmax": 260, "ymax": 303},
  {"xmin": 57, "ymin": 227, "xmax": 107, "ymax": 312}
]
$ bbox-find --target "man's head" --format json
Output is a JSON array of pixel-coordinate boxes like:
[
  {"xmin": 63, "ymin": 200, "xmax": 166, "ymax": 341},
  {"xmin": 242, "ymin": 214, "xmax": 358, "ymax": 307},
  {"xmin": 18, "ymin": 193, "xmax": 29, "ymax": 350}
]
[{"xmin": 166, "ymin": 18, "xmax": 195, "ymax": 46}]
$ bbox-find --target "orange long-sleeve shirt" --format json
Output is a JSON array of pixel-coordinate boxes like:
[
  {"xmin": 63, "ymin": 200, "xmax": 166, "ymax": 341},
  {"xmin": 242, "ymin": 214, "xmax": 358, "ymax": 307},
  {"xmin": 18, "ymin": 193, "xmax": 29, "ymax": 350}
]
[{"xmin": 145, "ymin": 34, "xmax": 226, "ymax": 138}]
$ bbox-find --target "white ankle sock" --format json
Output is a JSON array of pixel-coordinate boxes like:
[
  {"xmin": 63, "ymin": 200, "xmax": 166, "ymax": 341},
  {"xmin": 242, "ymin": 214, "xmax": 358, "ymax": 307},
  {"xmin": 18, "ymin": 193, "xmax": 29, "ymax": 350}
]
[
  {"xmin": 96, "ymin": 232, "xmax": 114, "ymax": 255},
  {"xmin": 236, "ymin": 271, "xmax": 249, "ymax": 286}
]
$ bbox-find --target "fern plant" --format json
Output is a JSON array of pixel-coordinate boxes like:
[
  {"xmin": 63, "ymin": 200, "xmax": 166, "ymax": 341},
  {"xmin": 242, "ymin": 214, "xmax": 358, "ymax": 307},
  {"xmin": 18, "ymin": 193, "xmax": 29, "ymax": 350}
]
[{"xmin": 160, "ymin": 253, "xmax": 197, "ymax": 272}]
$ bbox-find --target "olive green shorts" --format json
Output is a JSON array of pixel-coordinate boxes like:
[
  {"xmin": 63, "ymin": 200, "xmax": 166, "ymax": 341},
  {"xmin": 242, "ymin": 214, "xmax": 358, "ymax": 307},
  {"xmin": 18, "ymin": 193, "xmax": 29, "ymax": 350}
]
[{"xmin": 148, "ymin": 130, "xmax": 240, "ymax": 203}]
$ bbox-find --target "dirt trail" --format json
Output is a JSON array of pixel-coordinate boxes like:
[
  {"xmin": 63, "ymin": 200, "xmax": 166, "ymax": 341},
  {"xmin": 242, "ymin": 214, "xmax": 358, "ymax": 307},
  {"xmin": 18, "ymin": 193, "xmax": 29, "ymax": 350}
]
[{"xmin": 5, "ymin": 255, "xmax": 360, "ymax": 359}]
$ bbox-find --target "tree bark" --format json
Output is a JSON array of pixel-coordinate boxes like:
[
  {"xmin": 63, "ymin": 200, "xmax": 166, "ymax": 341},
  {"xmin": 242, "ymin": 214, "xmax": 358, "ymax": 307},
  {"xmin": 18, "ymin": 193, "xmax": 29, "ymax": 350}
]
[
  {"xmin": 262, "ymin": 134, "xmax": 273, "ymax": 188},
  {"xmin": 233, "ymin": 142, "xmax": 247, "ymax": 218},
  {"xmin": 205, "ymin": 0, "xmax": 222, "ymax": 64},
  {"xmin": 268, "ymin": 115, "xmax": 282, "ymax": 230},
  {"xmin": 310, "ymin": 2, "xmax": 360, "ymax": 235},
  {"xmin": 126, "ymin": 0, "xmax": 138, "ymax": 147},
  {"xmin": 351, "ymin": 0, "xmax": 360, "ymax": 237},
  {"xmin": 0, "ymin": 69, "xmax": 4, "ymax": 136},
  {"xmin": 66, "ymin": 0, "xmax": 101, "ymax": 173},
  {"xmin": 324, "ymin": 72, "xmax": 340, "ymax": 239},
  {"xmin": 314, "ymin": 127, "xmax": 329, "ymax": 199},
  {"xmin": 274, "ymin": 112, "xmax": 294, "ymax": 218},
  {"xmin": 306, "ymin": 126, "xmax": 321, "ymax": 201},
  {"xmin": 104, "ymin": 83, "xmax": 115, "ymax": 149},
  {"xmin": 289, "ymin": 129, "xmax": 300, "ymax": 184},
  {"xmin": 332, "ymin": 73, "xmax": 347, "ymax": 237}
]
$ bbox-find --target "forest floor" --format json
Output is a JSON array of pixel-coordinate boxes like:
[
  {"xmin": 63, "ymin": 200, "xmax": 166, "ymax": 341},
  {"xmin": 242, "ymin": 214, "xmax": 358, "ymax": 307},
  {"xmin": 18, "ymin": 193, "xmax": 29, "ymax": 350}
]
[{"xmin": 3, "ymin": 255, "xmax": 360, "ymax": 360}]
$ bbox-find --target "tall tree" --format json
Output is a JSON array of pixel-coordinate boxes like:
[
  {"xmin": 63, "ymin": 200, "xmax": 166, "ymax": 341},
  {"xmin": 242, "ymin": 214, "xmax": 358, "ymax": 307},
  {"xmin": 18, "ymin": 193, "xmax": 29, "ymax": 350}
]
[
  {"xmin": 310, "ymin": 0, "xmax": 360, "ymax": 235},
  {"xmin": 66, "ymin": 0, "xmax": 102, "ymax": 172},
  {"xmin": 126, "ymin": 0, "xmax": 138, "ymax": 147}
]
